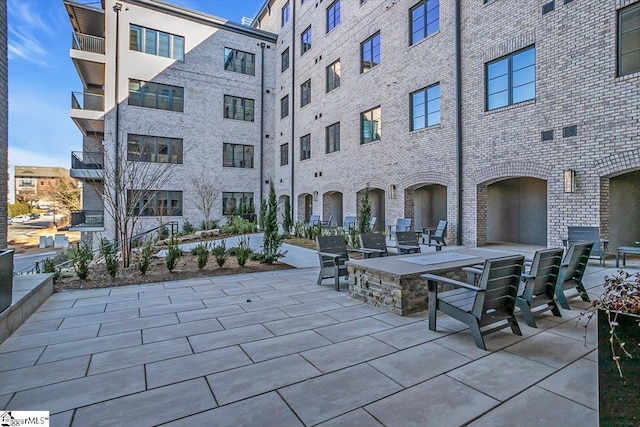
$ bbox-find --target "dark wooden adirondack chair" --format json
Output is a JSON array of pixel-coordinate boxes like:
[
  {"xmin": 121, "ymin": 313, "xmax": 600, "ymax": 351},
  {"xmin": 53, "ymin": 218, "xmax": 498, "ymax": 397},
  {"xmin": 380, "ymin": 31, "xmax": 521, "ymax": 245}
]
[
  {"xmin": 567, "ymin": 226, "xmax": 608, "ymax": 267},
  {"xmin": 359, "ymin": 233, "xmax": 389, "ymax": 258},
  {"xmin": 516, "ymin": 247, "xmax": 564, "ymax": 328},
  {"xmin": 555, "ymin": 241, "xmax": 594, "ymax": 310},
  {"xmin": 388, "ymin": 218, "xmax": 412, "ymax": 240},
  {"xmin": 422, "ymin": 255, "xmax": 525, "ymax": 350},
  {"xmin": 393, "ymin": 231, "xmax": 421, "ymax": 254},
  {"xmin": 424, "ymin": 220, "xmax": 448, "ymax": 247},
  {"xmin": 316, "ymin": 236, "xmax": 351, "ymax": 291}
]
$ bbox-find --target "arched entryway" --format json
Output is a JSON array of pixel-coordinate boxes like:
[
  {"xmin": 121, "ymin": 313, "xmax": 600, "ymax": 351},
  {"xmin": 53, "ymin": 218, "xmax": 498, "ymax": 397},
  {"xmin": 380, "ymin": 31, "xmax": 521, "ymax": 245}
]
[
  {"xmin": 297, "ymin": 193, "xmax": 313, "ymax": 223},
  {"xmin": 322, "ymin": 191, "xmax": 343, "ymax": 226},
  {"xmin": 608, "ymin": 169, "xmax": 640, "ymax": 248},
  {"xmin": 357, "ymin": 187, "xmax": 385, "ymax": 231},
  {"xmin": 278, "ymin": 195, "xmax": 290, "ymax": 225},
  {"xmin": 405, "ymin": 184, "xmax": 447, "ymax": 231},
  {"xmin": 485, "ymin": 177, "xmax": 547, "ymax": 246}
]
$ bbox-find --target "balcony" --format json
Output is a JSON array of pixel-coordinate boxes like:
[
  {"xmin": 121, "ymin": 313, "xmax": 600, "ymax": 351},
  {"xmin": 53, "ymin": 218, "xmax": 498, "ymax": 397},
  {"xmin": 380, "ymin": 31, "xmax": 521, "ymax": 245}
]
[
  {"xmin": 70, "ymin": 210, "xmax": 104, "ymax": 231},
  {"xmin": 70, "ymin": 151, "xmax": 103, "ymax": 181},
  {"xmin": 70, "ymin": 32, "xmax": 105, "ymax": 89},
  {"xmin": 70, "ymin": 91, "xmax": 104, "ymax": 136}
]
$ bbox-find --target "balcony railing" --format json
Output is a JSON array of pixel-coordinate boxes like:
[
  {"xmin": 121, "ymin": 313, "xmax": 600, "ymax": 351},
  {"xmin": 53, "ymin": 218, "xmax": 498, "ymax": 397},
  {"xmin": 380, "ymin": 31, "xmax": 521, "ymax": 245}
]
[
  {"xmin": 71, "ymin": 210, "xmax": 104, "ymax": 228},
  {"xmin": 71, "ymin": 151, "xmax": 104, "ymax": 170},
  {"xmin": 71, "ymin": 32, "xmax": 105, "ymax": 54},
  {"xmin": 71, "ymin": 91, "xmax": 104, "ymax": 111}
]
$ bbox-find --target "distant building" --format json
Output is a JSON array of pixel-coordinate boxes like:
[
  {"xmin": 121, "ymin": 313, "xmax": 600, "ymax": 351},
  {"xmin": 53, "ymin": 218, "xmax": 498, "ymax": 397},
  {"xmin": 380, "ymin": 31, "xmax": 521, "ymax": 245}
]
[{"xmin": 14, "ymin": 166, "xmax": 72, "ymax": 207}]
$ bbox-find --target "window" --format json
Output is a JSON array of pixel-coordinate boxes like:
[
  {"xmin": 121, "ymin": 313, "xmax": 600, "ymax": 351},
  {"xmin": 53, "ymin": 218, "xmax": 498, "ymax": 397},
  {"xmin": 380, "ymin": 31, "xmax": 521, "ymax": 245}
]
[
  {"xmin": 280, "ymin": 143, "xmax": 289, "ymax": 166},
  {"xmin": 300, "ymin": 134, "xmax": 311, "ymax": 160},
  {"xmin": 222, "ymin": 192, "xmax": 254, "ymax": 216},
  {"xmin": 410, "ymin": 0, "xmax": 439, "ymax": 45},
  {"xmin": 301, "ymin": 26, "xmax": 312, "ymax": 55},
  {"xmin": 282, "ymin": 2, "xmax": 290, "ymax": 27},
  {"xmin": 326, "ymin": 122, "xmax": 340, "ymax": 153},
  {"xmin": 361, "ymin": 32, "xmax": 381, "ymax": 73},
  {"xmin": 223, "ymin": 143, "xmax": 254, "ymax": 168},
  {"xmin": 410, "ymin": 83, "xmax": 440, "ymax": 130},
  {"xmin": 128, "ymin": 190, "xmax": 183, "ymax": 216},
  {"xmin": 127, "ymin": 134, "xmax": 183, "ymax": 164},
  {"xmin": 129, "ymin": 25, "xmax": 184, "ymax": 61},
  {"xmin": 327, "ymin": 0, "xmax": 341, "ymax": 32},
  {"xmin": 300, "ymin": 79, "xmax": 311, "ymax": 107},
  {"xmin": 326, "ymin": 59, "xmax": 341, "ymax": 92},
  {"xmin": 619, "ymin": 3, "xmax": 640, "ymax": 77},
  {"xmin": 281, "ymin": 95, "xmax": 289, "ymax": 118},
  {"xmin": 224, "ymin": 95, "xmax": 255, "ymax": 121},
  {"xmin": 486, "ymin": 46, "xmax": 535, "ymax": 110},
  {"xmin": 128, "ymin": 80, "xmax": 184, "ymax": 112},
  {"xmin": 224, "ymin": 48, "xmax": 255, "ymax": 76},
  {"xmin": 361, "ymin": 106, "xmax": 381, "ymax": 144},
  {"xmin": 281, "ymin": 48, "xmax": 290, "ymax": 72}
]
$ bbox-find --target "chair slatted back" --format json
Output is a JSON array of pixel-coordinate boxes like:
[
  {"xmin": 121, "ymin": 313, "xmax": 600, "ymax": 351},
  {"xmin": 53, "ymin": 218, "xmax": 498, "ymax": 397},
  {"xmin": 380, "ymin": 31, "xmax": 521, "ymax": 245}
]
[
  {"xmin": 562, "ymin": 241, "xmax": 593, "ymax": 282},
  {"xmin": 433, "ymin": 220, "xmax": 447, "ymax": 238},
  {"xmin": 343, "ymin": 216, "xmax": 356, "ymax": 230},
  {"xmin": 316, "ymin": 235, "xmax": 348, "ymax": 267},
  {"xmin": 568, "ymin": 227, "xmax": 604, "ymax": 259},
  {"xmin": 524, "ymin": 248, "xmax": 564, "ymax": 299},
  {"xmin": 395, "ymin": 231, "xmax": 419, "ymax": 247},
  {"xmin": 474, "ymin": 256, "xmax": 524, "ymax": 323},
  {"xmin": 396, "ymin": 218, "xmax": 412, "ymax": 232},
  {"xmin": 359, "ymin": 233, "xmax": 388, "ymax": 253},
  {"xmin": 369, "ymin": 217, "xmax": 377, "ymax": 231},
  {"xmin": 309, "ymin": 214, "xmax": 320, "ymax": 226}
]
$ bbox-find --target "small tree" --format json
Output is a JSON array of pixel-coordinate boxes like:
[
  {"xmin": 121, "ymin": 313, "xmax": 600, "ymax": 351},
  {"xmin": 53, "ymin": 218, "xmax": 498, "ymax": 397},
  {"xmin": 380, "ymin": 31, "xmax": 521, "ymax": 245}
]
[
  {"xmin": 259, "ymin": 199, "xmax": 267, "ymax": 230},
  {"xmin": 282, "ymin": 196, "xmax": 293, "ymax": 234},
  {"xmin": 358, "ymin": 186, "xmax": 372, "ymax": 234},
  {"xmin": 190, "ymin": 174, "xmax": 220, "ymax": 230},
  {"xmin": 99, "ymin": 238, "xmax": 118, "ymax": 278},
  {"xmin": 259, "ymin": 183, "xmax": 285, "ymax": 263},
  {"xmin": 70, "ymin": 241, "xmax": 92, "ymax": 280}
]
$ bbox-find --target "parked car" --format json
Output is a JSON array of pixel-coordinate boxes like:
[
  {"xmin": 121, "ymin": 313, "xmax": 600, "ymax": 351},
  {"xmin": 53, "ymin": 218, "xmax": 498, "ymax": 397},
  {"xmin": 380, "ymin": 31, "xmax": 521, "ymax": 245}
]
[
  {"xmin": 12, "ymin": 215, "xmax": 30, "ymax": 223},
  {"xmin": 29, "ymin": 213, "xmax": 40, "ymax": 219},
  {"xmin": 7, "ymin": 217, "xmax": 12, "ymax": 225}
]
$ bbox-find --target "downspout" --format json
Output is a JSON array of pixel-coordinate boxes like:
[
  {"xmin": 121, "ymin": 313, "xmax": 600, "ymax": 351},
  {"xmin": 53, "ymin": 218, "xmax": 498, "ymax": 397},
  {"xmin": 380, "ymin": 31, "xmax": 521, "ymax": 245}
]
[
  {"xmin": 260, "ymin": 42, "xmax": 266, "ymax": 206},
  {"xmin": 290, "ymin": 0, "xmax": 296, "ymax": 209},
  {"xmin": 454, "ymin": 0, "xmax": 463, "ymax": 246},
  {"xmin": 113, "ymin": 2, "xmax": 122, "ymax": 243}
]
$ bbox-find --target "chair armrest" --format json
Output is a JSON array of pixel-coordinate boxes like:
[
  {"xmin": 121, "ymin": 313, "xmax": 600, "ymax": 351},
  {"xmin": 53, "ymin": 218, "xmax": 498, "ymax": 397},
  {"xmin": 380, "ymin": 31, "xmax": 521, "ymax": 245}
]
[
  {"xmin": 521, "ymin": 273, "xmax": 536, "ymax": 280},
  {"xmin": 601, "ymin": 239, "xmax": 609, "ymax": 251},
  {"xmin": 462, "ymin": 266, "xmax": 483, "ymax": 276},
  {"xmin": 317, "ymin": 251, "xmax": 344, "ymax": 259},
  {"xmin": 421, "ymin": 274, "xmax": 483, "ymax": 292}
]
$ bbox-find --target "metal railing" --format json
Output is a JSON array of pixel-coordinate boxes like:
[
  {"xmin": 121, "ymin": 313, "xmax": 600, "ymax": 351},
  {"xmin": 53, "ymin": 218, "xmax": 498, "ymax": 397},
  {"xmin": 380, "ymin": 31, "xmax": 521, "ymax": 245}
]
[
  {"xmin": 71, "ymin": 32, "xmax": 105, "ymax": 54},
  {"xmin": 71, "ymin": 151, "xmax": 104, "ymax": 170},
  {"xmin": 71, "ymin": 91, "xmax": 104, "ymax": 111},
  {"xmin": 71, "ymin": 210, "xmax": 104, "ymax": 228}
]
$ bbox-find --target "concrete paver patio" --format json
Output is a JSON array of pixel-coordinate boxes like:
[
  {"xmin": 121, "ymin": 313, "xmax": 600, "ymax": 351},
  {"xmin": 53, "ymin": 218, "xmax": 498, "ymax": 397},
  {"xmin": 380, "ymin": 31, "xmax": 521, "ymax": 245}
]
[{"xmin": 1, "ymin": 247, "xmax": 637, "ymax": 426}]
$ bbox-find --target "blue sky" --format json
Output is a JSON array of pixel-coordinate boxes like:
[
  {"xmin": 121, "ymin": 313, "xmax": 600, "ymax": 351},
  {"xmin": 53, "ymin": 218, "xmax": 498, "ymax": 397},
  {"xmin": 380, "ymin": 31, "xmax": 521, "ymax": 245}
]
[{"xmin": 7, "ymin": 0, "xmax": 265, "ymax": 175}]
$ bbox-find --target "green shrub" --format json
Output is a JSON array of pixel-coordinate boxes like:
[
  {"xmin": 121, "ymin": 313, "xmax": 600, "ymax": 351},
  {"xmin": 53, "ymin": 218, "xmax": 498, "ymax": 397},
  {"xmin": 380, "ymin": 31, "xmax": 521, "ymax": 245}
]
[
  {"xmin": 182, "ymin": 219, "xmax": 194, "ymax": 234},
  {"xmin": 235, "ymin": 236, "xmax": 252, "ymax": 267},
  {"xmin": 293, "ymin": 222, "xmax": 303, "ymax": 238},
  {"xmin": 70, "ymin": 241, "xmax": 93, "ymax": 280},
  {"xmin": 42, "ymin": 258, "xmax": 61, "ymax": 283},
  {"xmin": 137, "ymin": 240, "xmax": 153, "ymax": 275},
  {"xmin": 348, "ymin": 228, "xmax": 359, "ymax": 248},
  {"xmin": 157, "ymin": 225, "xmax": 169, "ymax": 241},
  {"xmin": 165, "ymin": 238, "xmax": 181, "ymax": 272},
  {"xmin": 223, "ymin": 216, "xmax": 256, "ymax": 235},
  {"xmin": 200, "ymin": 219, "xmax": 218, "ymax": 231},
  {"xmin": 193, "ymin": 242, "xmax": 210, "ymax": 270},
  {"xmin": 212, "ymin": 240, "xmax": 228, "ymax": 268},
  {"xmin": 99, "ymin": 238, "xmax": 118, "ymax": 278}
]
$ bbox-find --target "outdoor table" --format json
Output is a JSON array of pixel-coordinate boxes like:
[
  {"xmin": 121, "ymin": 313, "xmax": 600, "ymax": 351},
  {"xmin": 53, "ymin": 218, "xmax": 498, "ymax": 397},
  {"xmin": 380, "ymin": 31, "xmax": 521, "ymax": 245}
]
[
  {"xmin": 347, "ymin": 247, "xmax": 514, "ymax": 315},
  {"xmin": 616, "ymin": 245, "xmax": 640, "ymax": 267}
]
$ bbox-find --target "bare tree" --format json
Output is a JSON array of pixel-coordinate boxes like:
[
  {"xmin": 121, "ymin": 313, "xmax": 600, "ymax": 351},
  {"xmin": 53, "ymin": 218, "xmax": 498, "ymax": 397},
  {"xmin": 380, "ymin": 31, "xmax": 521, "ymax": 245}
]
[
  {"xmin": 47, "ymin": 175, "xmax": 81, "ymax": 218},
  {"xmin": 190, "ymin": 173, "xmax": 220, "ymax": 230}
]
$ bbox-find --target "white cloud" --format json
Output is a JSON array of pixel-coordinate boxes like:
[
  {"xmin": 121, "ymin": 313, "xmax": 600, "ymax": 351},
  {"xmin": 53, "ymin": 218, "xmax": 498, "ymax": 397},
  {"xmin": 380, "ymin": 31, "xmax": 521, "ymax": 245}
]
[{"xmin": 7, "ymin": 0, "xmax": 54, "ymax": 67}]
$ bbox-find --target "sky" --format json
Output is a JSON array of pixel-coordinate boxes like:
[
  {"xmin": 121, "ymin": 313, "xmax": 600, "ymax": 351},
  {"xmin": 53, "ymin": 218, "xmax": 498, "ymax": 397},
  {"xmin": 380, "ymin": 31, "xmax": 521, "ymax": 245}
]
[{"xmin": 7, "ymin": 0, "xmax": 265, "ymax": 198}]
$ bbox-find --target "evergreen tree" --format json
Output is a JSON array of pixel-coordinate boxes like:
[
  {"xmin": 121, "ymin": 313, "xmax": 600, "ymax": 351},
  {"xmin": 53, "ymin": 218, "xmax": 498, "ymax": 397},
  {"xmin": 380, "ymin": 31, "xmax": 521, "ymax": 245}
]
[
  {"xmin": 259, "ymin": 183, "xmax": 285, "ymax": 263},
  {"xmin": 358, "ymin": 186, "xmax": 372, "ymax": 234},
  {"xmin": 282, "ymin": 196, "xmax": 293, "ymax": 234},
  {"xmin": 259, "ymin": 199, "xmax": 267, "ymax": 230}
]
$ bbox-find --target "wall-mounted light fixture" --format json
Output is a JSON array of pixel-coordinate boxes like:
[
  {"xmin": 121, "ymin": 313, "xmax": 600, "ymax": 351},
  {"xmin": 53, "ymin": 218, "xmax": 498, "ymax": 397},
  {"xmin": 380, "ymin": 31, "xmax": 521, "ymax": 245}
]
[
  {"xmin": 388, "ymin": 184, "xmax": 397, "ymax": 199},
  {"xmin": 564, "ymin": 169, "xmax": 576, "ymax": 193},
  {"xmin": 313, "ymin": 191, "xmax": 318, "ymax": 201}
]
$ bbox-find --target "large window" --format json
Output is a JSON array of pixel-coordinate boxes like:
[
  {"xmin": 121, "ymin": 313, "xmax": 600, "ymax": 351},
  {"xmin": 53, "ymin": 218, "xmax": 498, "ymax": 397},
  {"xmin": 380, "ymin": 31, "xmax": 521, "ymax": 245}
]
[
  {"xmin": 128, "ymin": 190, "xmax": 183, "ymax": 216},
  {"xmin": 361, "ymin": 106, "xmax": 381, "ymax": 144},
  {"xmin": 486, "ymin": 46, "xmax": 536, "ymax": 111},
  {"xmin": 410, "ymin": 0, "xmax": 439, "ymax": 45},
  {"xmin": 128, "ymin": 80, "xmax": 184, "ymax": 112},
  {"xmin": 327, "ymin": 0, "xmax": 341, "ymax": 33},
  {"xmin": 280, "ymin": 143, "xmax": 289, "ymax": 166},
  {"xmin": 129, "ymin": 25, "xmax": 184, "ymax": 61},
  {"xmin": 224, "ymin": 48, "xmax": 255, "ymax": 76},
  {"xmin": 411, "ymin": 83, "xmax": 440, "ymax": 130},
  {"xmin": 326, "ymin": 59, "xmax": 341, "ymax": 92},
  {"xmin": 127, "ymin": 134, "xmax": 183, "ymax": 164},
  {"xmin": 223, "ymin": 95, "xmax": 255, "ymax": 121},
  {"xmin": 619, "ymin": 3, "xmax": 640, "ymax": 77},
  {"xmin": 223, "ymin": 143, "xmax": 254, "ymax": 168},
  {"xmin": 281, "ymin": 95, "xmax": 289, "ymax": 118},
  {"xmin": 282, "ymin": 1, "xmax": 290, "ymax": 26},
  {"xmin": 281, "ymin": 48, "xmax": 290, "ymax": 72},
  {"xmin": 222, "ymin": 192, "xmax": 254, "ymax": 216},
  {"xmin": 300, "ymin": 79, "xmax": 311, "ymax": 107},
  {"xmin": 326, "ymin": 122, "xmax": 340, "ymax": 153},
  {"xmin": 361, "ymin": 32, "xmax": 381, "ymax": 73},
  {"xmin": 300, "ymin": 134, "xmax": 311, "ymax": 160},
  {"xmin": 301, "ymin": 26, "xmax": 312, "ymax": 55}
]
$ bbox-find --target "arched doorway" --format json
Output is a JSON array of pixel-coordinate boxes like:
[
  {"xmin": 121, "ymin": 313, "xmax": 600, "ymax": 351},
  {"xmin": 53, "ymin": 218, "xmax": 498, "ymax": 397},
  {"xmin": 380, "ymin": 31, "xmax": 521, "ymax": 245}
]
[
  {"xmin": 486, "ymin": 177, "xmax": 547, "ymax": 246},
  {"xmin": 278, "ymin": 195, "xmax": 290, "ymax": 226},
  {"xmin": 357, "ymin": 187, "xmax": 385, "ymax": 231},
  {"xmin": 406, "ymin": 184, "xmax": 447, "ymax": 230},
  {"xmin": 323, "ymin": 191, "xmax": 343, "ymax": 226},
  {"xmin": 297, "ymin": 193, "xmax": 313, "ymax": 223},
  {"xmin": 608, "ymin": 170, "xmax": 640, "ymax": 248}
]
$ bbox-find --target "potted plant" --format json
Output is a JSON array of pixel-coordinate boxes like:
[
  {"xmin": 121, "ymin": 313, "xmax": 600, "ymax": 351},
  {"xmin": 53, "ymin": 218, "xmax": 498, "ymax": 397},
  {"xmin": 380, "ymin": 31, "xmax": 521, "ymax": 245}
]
[{"xmin": 581, "ymin": 270, "xmax": 640, "ymax": 426}]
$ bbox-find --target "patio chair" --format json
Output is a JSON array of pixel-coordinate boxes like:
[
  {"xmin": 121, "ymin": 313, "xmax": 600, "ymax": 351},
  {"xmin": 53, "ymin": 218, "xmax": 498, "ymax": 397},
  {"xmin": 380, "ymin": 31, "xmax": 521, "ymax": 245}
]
[
  {"xmin": 316, "ymin": 236, "xmax": 351, "ymax": 291},
  {"xmin": 423, "ymin": 220, "xmax": 448, "ymax": 247},
  {"xmin": 308, "ymin": 214, "xmax": 320, "ymax": 227},
  {"xmin": 359, "ymin": 232, "xmax": 389, "ymax": 258},
  {"xmin": 391, "ymin": 231, "xmax": 421, "ymax": 254},
  {"xmin": 320, "ymin": 215, "xmax": 333, "ymax": 230},
  {"xmin": 515, "ymin": 247, "xmax": 564, "ymax": 328},
  {"xmin": 342, "ymin": 216, "xmax": 356, "ymax": 232},
  {"xmin": 388, "ymin": 218, "xmax": 412, "ymax": 241},
  {"xmin": 369, "ymin": 216, "xmax": 377, "ymax": 231},
  {"xmin": 566, "ymin": 226, "xmax": 608, "ymax": 267},
  {"xmin": 422, "ymin": 255, "xmax": 525, "ymax": 350},
  {"xmin": 555, "ymin": 241, "xmax": 594, "ymax": 310}
]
